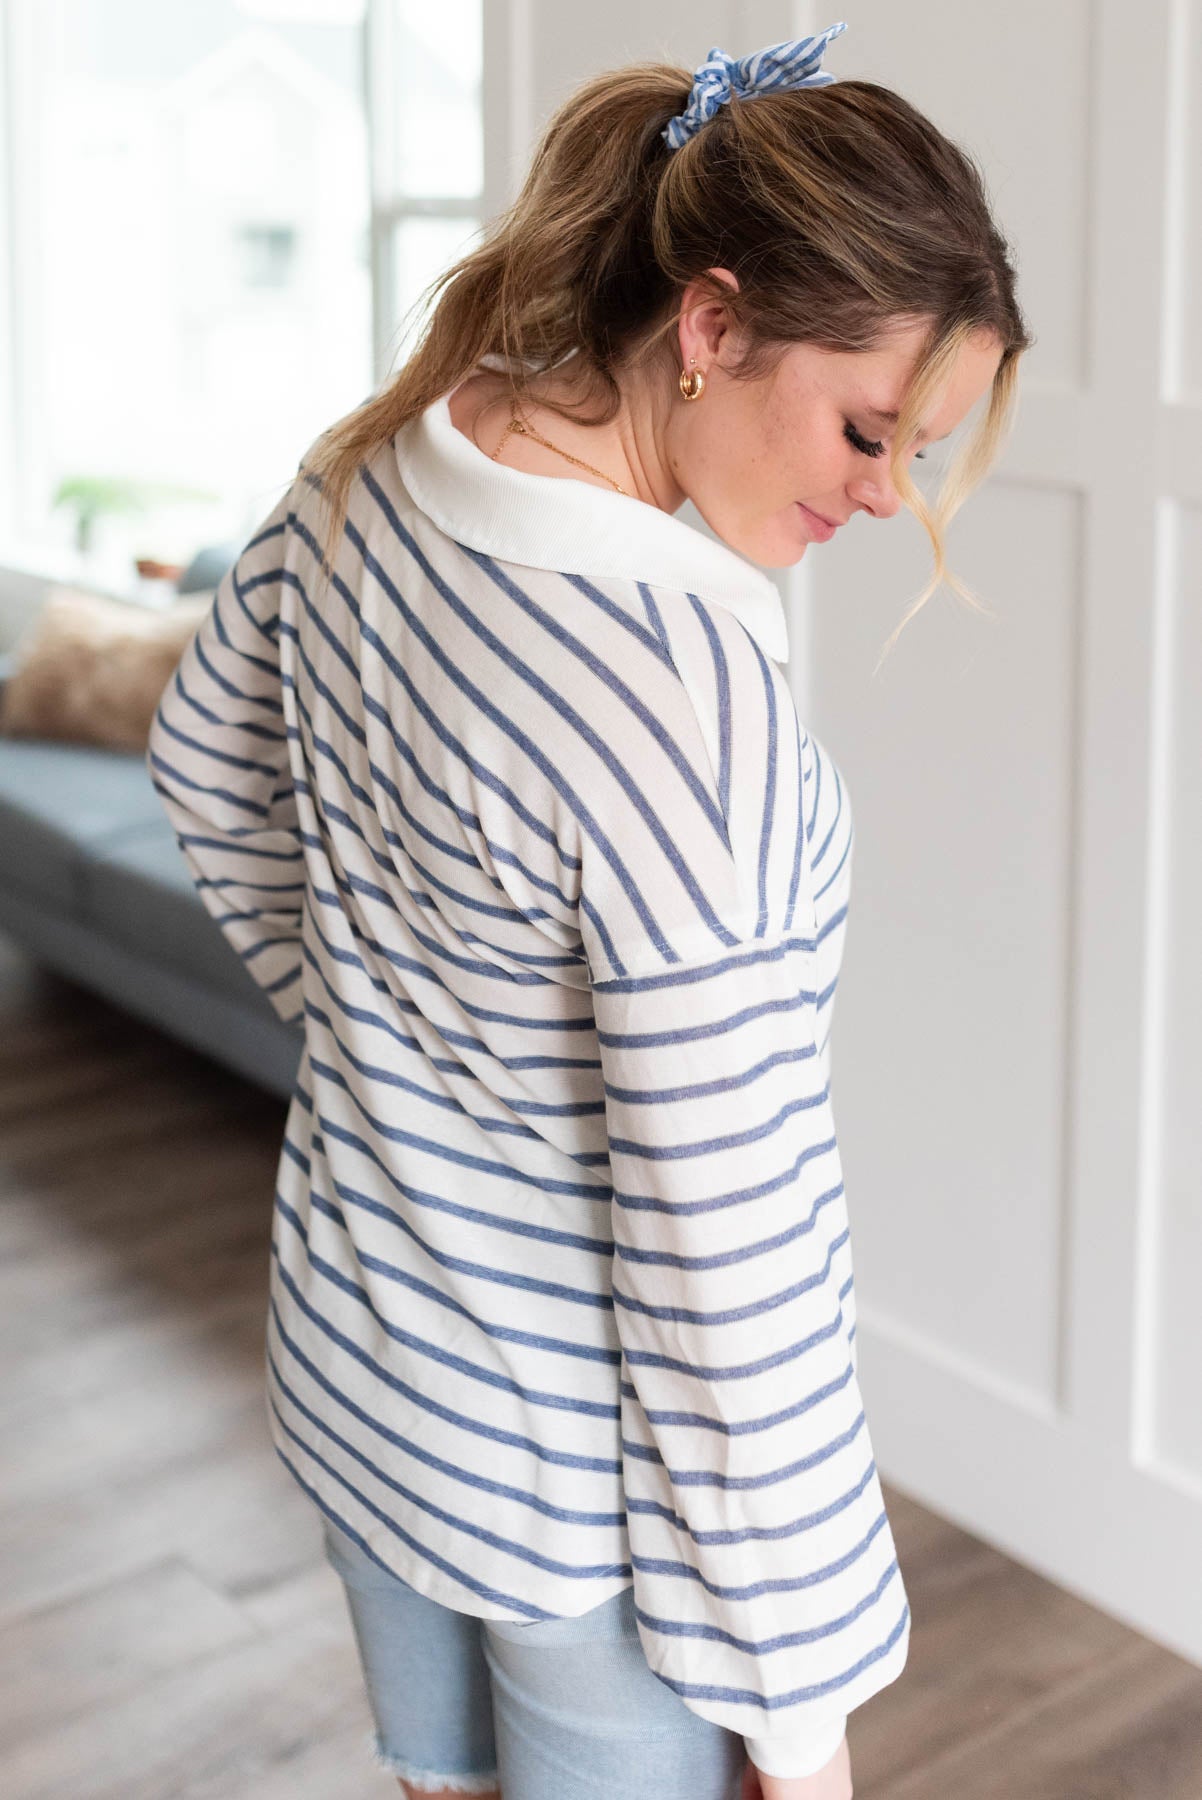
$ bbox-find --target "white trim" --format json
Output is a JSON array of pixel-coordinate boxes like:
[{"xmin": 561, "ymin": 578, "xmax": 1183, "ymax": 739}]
[
  {"xmin": 481, "ymin": 0, "xmax": 533, "ymax": 223},
  {"xmin": 364, "ymin": 0, "xmax": 399, "ymax": 384}
]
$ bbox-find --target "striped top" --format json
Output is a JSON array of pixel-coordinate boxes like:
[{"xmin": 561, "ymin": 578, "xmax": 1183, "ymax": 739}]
[{"xmin": 146, "ymin": 371, "xmax": 911, "ymax": 1780}]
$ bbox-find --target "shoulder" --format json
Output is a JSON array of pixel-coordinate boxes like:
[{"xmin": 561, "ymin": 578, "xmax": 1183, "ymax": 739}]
[
  {"xmin": 648, "ymin": 586, "xmax": 802, "ymax": 803},
  {"xmin": 574, "ymin": 584, "xmax": 819, "ymax": 976}
]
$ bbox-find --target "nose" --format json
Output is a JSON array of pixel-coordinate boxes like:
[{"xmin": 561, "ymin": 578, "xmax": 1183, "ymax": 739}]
[{"xmin": 849, "ymin": 465, "xmax": 905, "ymax": 521}]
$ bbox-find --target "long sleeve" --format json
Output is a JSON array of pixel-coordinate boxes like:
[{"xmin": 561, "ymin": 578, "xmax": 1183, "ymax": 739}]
[
  {"xmin": 805, "ymin": 729, "xmax": 855, "ymax": 1094},
  {"xmin": 146, "ymin": 483, "xmax": 305, "ymax": 1027},
  {"xmin": 578, "ymin": 619, "xmax": 909, "ymax": 1778}
]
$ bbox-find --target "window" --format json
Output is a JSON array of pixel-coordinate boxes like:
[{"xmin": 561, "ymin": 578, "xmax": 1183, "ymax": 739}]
[
  {"xmin": 366, "ymin": 1, "xmax": 484, "ymax": 377},
  {"xmin": 0, "ymin": 0, "xmax": 483, "ymax": 598},
  {"xmin": 234, "ymin": 223, "xmax": 300, "ymax": 290}
]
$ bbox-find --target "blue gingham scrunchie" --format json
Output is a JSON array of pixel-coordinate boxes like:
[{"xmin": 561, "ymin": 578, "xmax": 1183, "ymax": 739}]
[{"xmin": 661, "ymin": 22, "xmax": 849, "ymax": 152}]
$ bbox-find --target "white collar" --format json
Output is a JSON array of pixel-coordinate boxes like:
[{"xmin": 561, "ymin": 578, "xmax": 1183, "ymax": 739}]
[{"xmin": 393, "ymin": 373, "xmax": 791, "ymax": 664}]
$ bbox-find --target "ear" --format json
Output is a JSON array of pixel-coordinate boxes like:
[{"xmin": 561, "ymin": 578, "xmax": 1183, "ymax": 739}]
[{"xmin": 677, "ymin": 267, "xmax": 742, "ymax": 371}]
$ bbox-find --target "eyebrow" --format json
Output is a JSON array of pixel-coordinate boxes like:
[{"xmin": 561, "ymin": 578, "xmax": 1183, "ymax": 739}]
[{"xmin": 866, "ymin": 405, "xmax": 951, "ymax": 443}]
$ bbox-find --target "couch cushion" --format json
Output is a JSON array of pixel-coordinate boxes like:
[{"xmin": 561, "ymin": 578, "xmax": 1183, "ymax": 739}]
[
  {"xmin": 0, "ymin": 588, "xmax": 209, "ymax": 752},
  {"xmin": 0, "ymin": 739, "xmax": 165, "ymax": 916},
  {"xmin": 83, "ymin": 815, "xmax": 274, "ymax": 1006}
]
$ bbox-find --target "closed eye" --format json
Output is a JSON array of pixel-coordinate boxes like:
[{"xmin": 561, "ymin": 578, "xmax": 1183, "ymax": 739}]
[{"xmin": 844, "ymin": 421, "xmax": 927, "ymax": 461}]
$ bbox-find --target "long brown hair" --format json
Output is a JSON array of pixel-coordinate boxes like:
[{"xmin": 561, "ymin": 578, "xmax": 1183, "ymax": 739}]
[{"xmin": 302, "ymin": 57, "xmax": 1033, "ymax": 658}]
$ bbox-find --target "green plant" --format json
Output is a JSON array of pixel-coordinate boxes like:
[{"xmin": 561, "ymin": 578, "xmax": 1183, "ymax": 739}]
[{"xmin": 52, "ymin": 475, "xmax": 221, "ymax": 556}]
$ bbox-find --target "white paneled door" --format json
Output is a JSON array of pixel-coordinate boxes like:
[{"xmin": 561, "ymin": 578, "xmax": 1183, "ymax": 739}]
[
  {"xmin": 797, "ymin": 0, "xmax": 1202, "ymax": 1670},
  {"xmin": 483, "ymin": 0, "xmax": 1202, "ymax": 1669}
]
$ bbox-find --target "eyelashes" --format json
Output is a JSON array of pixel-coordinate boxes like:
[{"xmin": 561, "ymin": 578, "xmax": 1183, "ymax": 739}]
[{"xmin": 843, "ymin": 421, "xmax": 928, "ymax": 462}]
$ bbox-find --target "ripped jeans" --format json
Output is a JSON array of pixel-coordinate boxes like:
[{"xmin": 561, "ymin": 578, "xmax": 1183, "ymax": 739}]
[{"xmin": 321, "ymin": 1513, "xmax": 746, "ymax": 1799}]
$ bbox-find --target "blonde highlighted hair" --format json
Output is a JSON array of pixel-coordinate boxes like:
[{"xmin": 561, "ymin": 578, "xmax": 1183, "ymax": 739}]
[{"xmin": 302, "ymin": 56, "xmax": 1033, "ymax": 657}]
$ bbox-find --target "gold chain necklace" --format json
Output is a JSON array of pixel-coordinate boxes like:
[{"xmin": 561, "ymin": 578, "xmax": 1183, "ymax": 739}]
[{"xmin": 489, "ymin": 410, "xmax": 630, "ymax": 496}]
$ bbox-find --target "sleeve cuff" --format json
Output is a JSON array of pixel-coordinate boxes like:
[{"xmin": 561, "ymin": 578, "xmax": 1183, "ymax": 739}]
[{"xmin": 743, "ymin": 1715, "xmax": 848, "ymax": 1779}]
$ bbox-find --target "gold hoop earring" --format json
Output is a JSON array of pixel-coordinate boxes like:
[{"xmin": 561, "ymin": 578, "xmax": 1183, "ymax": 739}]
[{"xmin": 679, "ymin": 356, "xmax": 706, "ymax": 401}]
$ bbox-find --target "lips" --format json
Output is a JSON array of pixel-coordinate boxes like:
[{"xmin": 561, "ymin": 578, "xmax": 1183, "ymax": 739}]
[
  {"xmin": 796, "ymin": 502, "xmax": 840, "ymax": 541},
  {"xmin": 802, "ymin": 505, "xmax": 840, "ymax": 527}
]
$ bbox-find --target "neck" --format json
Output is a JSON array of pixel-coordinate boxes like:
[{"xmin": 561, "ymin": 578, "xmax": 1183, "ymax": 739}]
[{"xmin": 511, "ymin": 354, "xmax": 686, "ymax": 515}]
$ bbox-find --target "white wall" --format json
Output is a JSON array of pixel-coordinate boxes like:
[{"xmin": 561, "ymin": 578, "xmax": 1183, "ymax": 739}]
[
  {"xmin": 483, "ymin": 0, "xmax": 1202, "ymax": 1668},
  {"xmin": 800, "ymin": 0, "xmax": 1202, "ymax": 1668}
]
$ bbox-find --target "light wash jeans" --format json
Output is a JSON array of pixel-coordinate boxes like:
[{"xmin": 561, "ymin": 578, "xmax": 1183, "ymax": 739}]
[{"xmin": 321, "ymin": 1512, "xmax": 747, "ymax": 1798}]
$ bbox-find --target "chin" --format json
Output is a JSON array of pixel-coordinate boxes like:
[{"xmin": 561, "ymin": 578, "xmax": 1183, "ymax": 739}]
[
  {"xmin": 746, "ymin": 556, "xmax": 807, "ymax": 574},
  {"xmin": 750, "ymin": 527, "xmax": 810, "ymax": 571},
  {"xmin": 704, "ymin": 504, "xmax": 808, "ymax": 570}
]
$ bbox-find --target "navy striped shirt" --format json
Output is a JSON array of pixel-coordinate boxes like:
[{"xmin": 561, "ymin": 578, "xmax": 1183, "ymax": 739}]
[{"xmin": 146, "ymin": 375, "xmax": 910, "ymax": 1778}]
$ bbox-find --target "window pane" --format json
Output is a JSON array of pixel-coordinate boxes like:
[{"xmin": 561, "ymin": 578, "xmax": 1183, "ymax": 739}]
[
  {"xmin": 388, "ymin": 214, "xmax": 482, "ymax": 369},
  {"xmin": 20, "ymin": 0, "xmax": 372, "ymax": 579},
  {"xmin": 392, "ymin": 3, "xmax": 483, "ymax": 199}
]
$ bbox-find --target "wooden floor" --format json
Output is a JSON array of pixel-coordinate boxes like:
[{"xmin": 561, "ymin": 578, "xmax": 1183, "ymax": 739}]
[{"xmin": 3, "ymin": 939, "xmax": 1202, "ymax": 1800}]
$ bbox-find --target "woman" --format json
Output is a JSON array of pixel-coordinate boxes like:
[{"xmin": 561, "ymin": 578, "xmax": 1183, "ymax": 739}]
[{"xmin": 147, "ymin": 23, "xmax": 1031, "ymax": 1800}]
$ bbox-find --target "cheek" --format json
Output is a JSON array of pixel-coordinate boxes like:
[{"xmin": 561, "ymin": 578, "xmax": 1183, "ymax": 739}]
[
  {"xmin": 775, "ymin": 437, "xmax": 844, "ymax": 506},
  {"xmin": 764, "ymin": 406, "xmax": 844, "ymax": 485}
]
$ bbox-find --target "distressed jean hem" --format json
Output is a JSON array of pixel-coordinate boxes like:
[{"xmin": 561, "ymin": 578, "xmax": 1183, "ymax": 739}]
[{"xmin": 367, "ymin": 1726, "xmax": 499, "ymax": 1791}]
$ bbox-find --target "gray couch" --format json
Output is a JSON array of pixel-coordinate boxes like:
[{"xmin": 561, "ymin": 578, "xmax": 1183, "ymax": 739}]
[{"xmin": 0, "ymin": 650, "xmax": 304, "ymax": 1101}]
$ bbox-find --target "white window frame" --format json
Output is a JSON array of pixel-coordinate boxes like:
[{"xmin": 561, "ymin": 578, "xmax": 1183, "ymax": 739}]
[{"xmin": 364, "ymin": 0, "xmax": 486, "ymax": 385}]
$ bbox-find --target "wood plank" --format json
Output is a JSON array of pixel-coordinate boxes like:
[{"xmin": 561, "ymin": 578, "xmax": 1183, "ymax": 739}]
[{"xmin": 3, "ymin": 937, "xmax": 1202, "ymax": 1797}]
